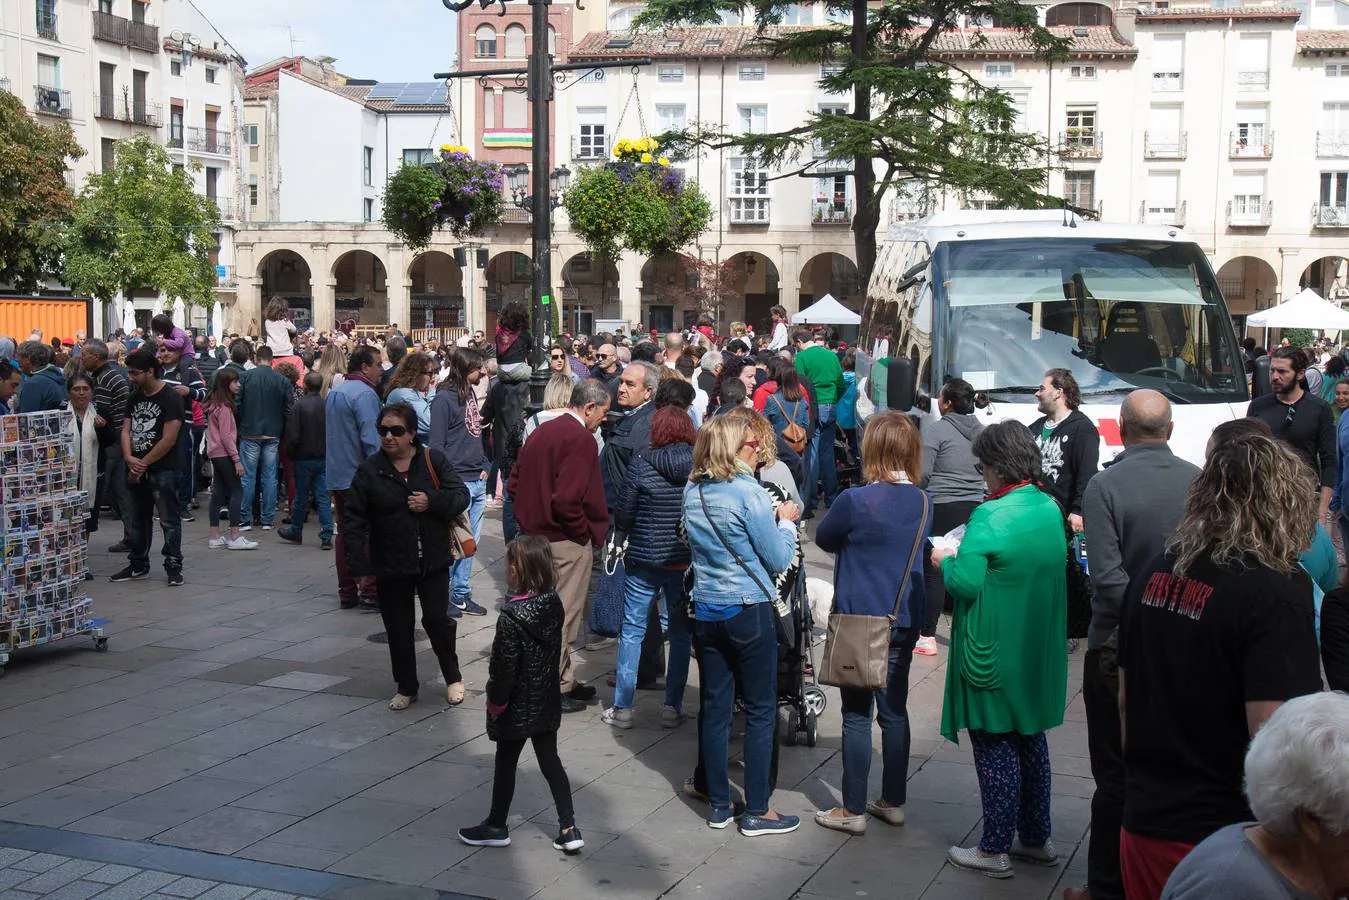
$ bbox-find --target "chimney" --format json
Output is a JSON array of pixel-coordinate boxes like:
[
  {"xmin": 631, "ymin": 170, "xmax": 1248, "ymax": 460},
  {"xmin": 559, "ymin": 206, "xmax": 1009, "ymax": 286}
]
[{"xmin": 1115, "ymin": 6, "xmax": 1137, "ymax": 44}]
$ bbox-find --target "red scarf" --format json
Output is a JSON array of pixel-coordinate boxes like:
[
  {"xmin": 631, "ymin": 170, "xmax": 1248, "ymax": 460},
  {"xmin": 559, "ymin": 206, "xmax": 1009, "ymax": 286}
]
[
  {"xmin": 348, "ymin": 372, "xmax": 378, "ymax": 391},
  {"xmin": 985, "ymin": 480, "xmax": 1031, "ymax": 502}
]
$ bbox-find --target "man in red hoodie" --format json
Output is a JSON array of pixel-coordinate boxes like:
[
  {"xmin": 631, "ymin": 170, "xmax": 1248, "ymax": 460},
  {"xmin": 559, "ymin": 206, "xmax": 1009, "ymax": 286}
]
[{"xmin": 508, "ymin": 378, "xmax": 611, "ymax": 713}]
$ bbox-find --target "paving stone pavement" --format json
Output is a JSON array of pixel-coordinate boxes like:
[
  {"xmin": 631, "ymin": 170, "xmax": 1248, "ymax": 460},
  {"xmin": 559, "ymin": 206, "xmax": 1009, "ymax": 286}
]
[
  {"xmin": 0, "ymin": 506, "xmax": 1093, "ymax": 899},
  {"xmin": 0, "ymin": 848, "xmax": 318, "ymax": 899}
]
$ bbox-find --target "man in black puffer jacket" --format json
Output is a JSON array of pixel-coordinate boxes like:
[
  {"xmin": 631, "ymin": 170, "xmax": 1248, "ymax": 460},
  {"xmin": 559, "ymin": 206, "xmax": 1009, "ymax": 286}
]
[{"xmin": 279, "ymin": 372, "xmax": 331, "ymax": 548}]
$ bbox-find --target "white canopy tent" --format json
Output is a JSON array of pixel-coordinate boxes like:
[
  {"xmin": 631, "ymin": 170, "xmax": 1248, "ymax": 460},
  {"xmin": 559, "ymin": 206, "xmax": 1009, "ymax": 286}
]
[
  {"xmin": 1246, "ymin": 287, "xmax": 1349, "ymax": 330},
  {"xmin": 790, "ymin": 293, "xmax": 861, "ymax": 325}
]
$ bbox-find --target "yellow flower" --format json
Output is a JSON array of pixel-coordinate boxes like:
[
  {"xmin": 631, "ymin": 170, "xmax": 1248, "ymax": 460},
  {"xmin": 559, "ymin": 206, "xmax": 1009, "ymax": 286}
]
[
  {"xmin": 640, "ymin": 152, "xmax": 653, "ymax": 163},
  {"xmin": 658, "ymin": 156, "xmax": 670, "ymax": 166},
  {"xmin": 649, "ymin": 137, "xmax": 660, "ymax": 150},
  {"xmin": 440, "ymin": 143, "xmax": 454, "ymax": 152}
]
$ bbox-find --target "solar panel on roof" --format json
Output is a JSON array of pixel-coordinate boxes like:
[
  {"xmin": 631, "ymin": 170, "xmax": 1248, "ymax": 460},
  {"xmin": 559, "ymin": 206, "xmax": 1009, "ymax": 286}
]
[
  {"xmin": 367, "ymin": 82, "xmax": 406, "ymax": 98},
  {"xmin": 429, "ymin": 85, "xmax": 449, "ymax": 103}
]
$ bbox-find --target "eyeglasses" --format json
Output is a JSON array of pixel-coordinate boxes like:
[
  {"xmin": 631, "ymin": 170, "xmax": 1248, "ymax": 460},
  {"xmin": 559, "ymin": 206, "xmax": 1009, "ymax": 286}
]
[
  {"xmin": 550, "ymin": 353, "xmax": 566, "ymax": 361},
  {"xmin": 742, "ymin": 439, "xmax": 761, "ymax": 449},
  {"xmin": 595, "ymin": 353, "xmax": 612, "ymax": 360},
  {"xmin": 377, "ymin": 425, "xmax": 409, "ymax": 438}
]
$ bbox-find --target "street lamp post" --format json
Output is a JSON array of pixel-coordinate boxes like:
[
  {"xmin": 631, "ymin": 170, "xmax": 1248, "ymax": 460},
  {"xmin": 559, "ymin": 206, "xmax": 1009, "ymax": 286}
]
[{"xmin": 437, "ymin": 0, "xmax": 649, "ymax": 402}]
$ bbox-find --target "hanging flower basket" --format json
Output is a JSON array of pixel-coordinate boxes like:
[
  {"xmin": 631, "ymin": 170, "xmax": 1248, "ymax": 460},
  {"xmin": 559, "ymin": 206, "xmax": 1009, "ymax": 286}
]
[
  {"xmin": 563, "ymin": 137, "xmax": 713, "ymax": 262},
  {"xmin": 382, "ymin": 144, "xmax": 505, "ymax": 251}
]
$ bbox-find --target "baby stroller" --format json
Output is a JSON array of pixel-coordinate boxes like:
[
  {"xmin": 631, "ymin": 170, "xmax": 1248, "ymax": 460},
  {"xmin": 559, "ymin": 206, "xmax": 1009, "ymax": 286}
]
[
  {"xmin": 834, "ymin": 428, "xmax": 861, "ymax": 491},
  {"xmin": 777, "ymin": 562, "xmax": 827, "ymax": 747}
]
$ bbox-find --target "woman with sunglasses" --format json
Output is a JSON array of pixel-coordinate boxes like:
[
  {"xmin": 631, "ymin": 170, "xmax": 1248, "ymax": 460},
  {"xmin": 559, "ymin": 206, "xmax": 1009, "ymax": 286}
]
[
  {"xmin": 548, "ymin": 342, "xmax": 580, "ymax": 383},
  {"xmin": 342, "ymin": 403, "xmax": 472, "ymax": 711},
  {"xmin": 384, "ymin": 351, "xmax": 437, "ymax": 442}
]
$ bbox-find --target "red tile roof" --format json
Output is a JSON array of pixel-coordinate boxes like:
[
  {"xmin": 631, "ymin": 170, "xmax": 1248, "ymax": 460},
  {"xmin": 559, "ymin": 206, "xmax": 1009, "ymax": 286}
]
[
  {"xmin": 1134, "ymin": 4, "xmax": 1302, "ymax": 22},
  {"xmin": 1298, "ymin": 29, "xmax": 1349, "ymax": 53}
]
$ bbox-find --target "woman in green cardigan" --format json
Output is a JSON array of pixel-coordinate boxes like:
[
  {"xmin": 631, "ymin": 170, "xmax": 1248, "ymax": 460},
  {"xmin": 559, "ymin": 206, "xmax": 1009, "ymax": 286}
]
[{"xmin": 930, "ymin": 421, "xmax": 1068, "ymax": 880}]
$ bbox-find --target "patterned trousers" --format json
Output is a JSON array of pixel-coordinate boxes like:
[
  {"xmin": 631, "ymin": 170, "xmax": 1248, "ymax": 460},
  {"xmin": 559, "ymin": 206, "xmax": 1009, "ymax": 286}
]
[{"xmin": 968, "ymin": 729, "xmax": 1053, "ymax": 854}]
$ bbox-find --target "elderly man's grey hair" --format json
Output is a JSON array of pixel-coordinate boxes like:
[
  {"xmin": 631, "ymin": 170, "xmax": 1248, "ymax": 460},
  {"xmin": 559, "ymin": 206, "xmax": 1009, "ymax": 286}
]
[
  {"xmin": 0, "ymin": 336, "xmax": 15, "ymax": 360},
  {"xmin": 1244, "ymin": 692, "xmax": 1349, "ymax": 836},
  {"xmin": 700, "ymin": 349, "xmax": 723, "ymax": 373},
  {"xmin": 83, "ymin": 338, "xmax": 110, "ymax": 360},
  {"xmin": 18, "ymin": 340, "xmax": 52, "ymax": 367},
  {"xmin": 626, "ymin": 360, "xmax": 660, "ymax": 394}
]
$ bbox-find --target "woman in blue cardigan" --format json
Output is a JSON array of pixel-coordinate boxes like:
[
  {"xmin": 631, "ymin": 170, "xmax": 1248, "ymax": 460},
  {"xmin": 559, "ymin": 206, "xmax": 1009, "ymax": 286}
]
[{"xmin": 813, "ymin": 410, "xmax": 933, "ymax": 835}]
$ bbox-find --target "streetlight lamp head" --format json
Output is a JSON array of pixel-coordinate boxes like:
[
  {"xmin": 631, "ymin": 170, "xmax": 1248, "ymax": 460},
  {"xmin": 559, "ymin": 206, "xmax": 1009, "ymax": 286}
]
[
  {"xmin": 551, "ymin": 165, "xmax": 572, "ymax": 193},
  {"xmin": 746, "ymin": 256, "xmax": 757, "ymax": 275},
  {"xmin": 507, "ymin": 163, "xmax": 529, "ymax": 194}
]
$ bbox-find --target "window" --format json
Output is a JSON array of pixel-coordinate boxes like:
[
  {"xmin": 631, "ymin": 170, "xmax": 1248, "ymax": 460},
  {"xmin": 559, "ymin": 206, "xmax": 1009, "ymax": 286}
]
[
  {"xmin": 1328, "ymin": 63, "xmax": 1349, "ymax": 77},
  {"xmin": 826, "ymin": 6, "xmax": 851, "ymax": 24},
  {"xmin": 131, "ymin": 0, "xmax": 145, "ymax": 23},
  {"xmin": 1066, "ymin": 106, "xmax": 1096, "ymax": 133},
  {"xmin": 548, "ymin": 25, "xmax": 556, "ymax": 55},
  {"xmin": 780, "ymin": 3, "xmax": 812, "ymax": 23},
  {"xmin": 1234, "ymin": 103, "xmax": 1267, "ymax": 155},
  {"xmin": 475, "ymin": 24, "xmax": 497, "ymax": 58},
  {"xmin": 738, "ymin": 104, "xmax": 767, "ymax": 135},
  {"xmin": 249, "ymin": 175, "xmax": 258, "ymax": 207},
  {"xmin": 245, "ymin": 124, "xmax": 258, "ymax": 146},
  {"xmin": 98, "ymin": 0, "xmax": 112, "ymax": 12},
  {"xmin": 170, "ymin": 60, "xmax": 182, "ymax": 77},
  {"xmin": 1230, "ymin": 172, "xmax": 1265, "ymax": 222},
  {"xmin": 484, "ymin": 88, "xmax": 497, "ymax": 129},
  {"xmin": 100, "ymin": 138, "xmax": 116, "ymax": 172},
  {"xmin": 656, "ymin": 104, "xmax": 686, "ymax": 133},
  {"xmin": 1147, "ymin": 104, "xmax": 1184, "ymax": 156},
  {"xmin": 1046, "ymin": 2, "xmax": 1111, "ymax": 25},
  {"xmin": 503, "ymin": 89, "xmax": 527, "ymax": 128},
  {"xmin": 1236, "ymin": 33, "xmax": 1270, "ymax": 90},
  {"xmin": 169, "ymin": 104, "xmax": 183, "ymax": 147},
  {"xmin": 363, "ymin": 146, "xmax": 373, "ymax": 186},
  {"xmin": 738, "ymin": 63, "xmax": 766, "ymax": 82},
  {"xmin": 717, "ymin": 8, "xmax": 741, "ymax": 24},
  {"xmin": 983, "ymin": 62, "xmax": 1014, "ymax": 80},
  {"xmin": 657, "ymin": 65, "xmax": 684, "ymax": 83},
  {"xmin": 1144, "ymin": 171, "xmax": 1179, "ymax": 222},
  {"xmin": 205, "ymin": 67, "xmax": 217, "ymax": 84},
  {"xmin": 504, "ymin": 24, "xmax": 526, "ymax": 58},
  {"xmin": 36, "ymin": 53, "xmax": 59, "ymax": 89},
  {"xmin": 403, "ymin": 148, "xmax": 435, "ymax": 166},
  {"xmin": 1322, "ymin": 102, "xmax": 1349, "ymax": 156},
  {"xmin": 812, "ymin": 175, "xmax": 851, "ymax": 223},
  {"xmin": 364, "ymin": 198, "xmax": 374, "ymax": 222},
  {"xmin": 1322, "ymin": 171, "xmax": 1349, "ymax": 208},
  {"xmin": 36, "ymin": 0, "xmax": 57, "ymax": 39},
  {"xmin": 1069, "ymin": 64, "xmax": 1097, "ymax": 80},
  {"xmin": 575, "ymin": 107, "xmax": 606, "ymax": 159},
  {"xmin": 1152, "ymin": 34, "xmax": 1184, "ymax": 91},
  {"xmin": 815, "ymin": 104, "xmax": 846, "ymax": 156},
  {"xmin": 608, "ymin": 5, "xmax": 640, "ymax": 29},
  {"xmin": 1063, "ymin": 171, "xmax": 1095, "ymax": 211},
  {"xmin": 728, "ymin": 157, "xmax": 770, "ymax": 223}
]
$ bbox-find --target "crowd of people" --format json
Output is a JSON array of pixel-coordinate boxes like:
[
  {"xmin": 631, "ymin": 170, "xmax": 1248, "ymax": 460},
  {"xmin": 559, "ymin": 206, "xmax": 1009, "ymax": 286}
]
[{"xmin": 2, "ymin": 308, "xmax": 1347, "ymax": 897}]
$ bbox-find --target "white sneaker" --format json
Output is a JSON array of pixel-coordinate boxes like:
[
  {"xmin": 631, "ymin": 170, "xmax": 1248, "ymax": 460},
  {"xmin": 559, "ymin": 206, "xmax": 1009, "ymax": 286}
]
[
  {"xmin": 208, "ymin": 536, "xmax": 228, "ymax": 549},
  {"xmin": 660, "ymin": 705, "xmax": 684, "ymax": 728},
  {"xmin": 237, "ymin": 525, "xmax": 253, "ymax": 532},
  {"xmin": 947, "ymin": 846, "xmax": 1013, "ymax": 879},
  {"xmin": 227, "ymin": 536, "xmax": 259, "ymax": 551},
  {"xmin": 913, "ymin": 635, "xmax": 939, "ymax": 656},
  {"xmin": 1011, "ymin": 839, "xmax": 1058, "ymax": 866},
  {"xmin": 601, "ymin": 706, "xmax": 633, "ymax": 729}
]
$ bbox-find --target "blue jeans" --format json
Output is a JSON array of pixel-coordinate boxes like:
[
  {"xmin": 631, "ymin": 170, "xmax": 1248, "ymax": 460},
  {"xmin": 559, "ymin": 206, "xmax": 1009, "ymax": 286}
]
[
  {"xmin": 239, "ymin": 438, "xmax": 279, "ymax": 527},
  {"xmin": 613, "ymin": 563, "xmax": 692, "ymax": 711},
  {"xmin": 451, "ymin": 478, "xmax": 487, "ymax": 602},
  {"xmin": 175, "ymin": 424, "xmax": 195, "ymax": 512},
  {"xmin": 696, "ymin": 602, "xmax": 778, "ymax": 816},
  {"xmin": 289, "ymin": 459, "xmax": 333, "ymax": 541},
  {"xmin": 128, "ymin": 469, "xmax": 182, "ymax": 574},
  {"xmin": 804, "ymin": 403, "xmax": 838, "ymax": 515},
  {"xmin": 839, "ymin": 631, "xmax": 917, "ymax": 815},
  {"xmin": 502, "ymin": 490, "xmax": 518, "ymax": 543}
]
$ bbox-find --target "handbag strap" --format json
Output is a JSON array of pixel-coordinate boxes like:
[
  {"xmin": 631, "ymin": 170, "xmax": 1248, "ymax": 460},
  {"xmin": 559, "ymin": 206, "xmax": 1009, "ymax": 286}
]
[
  {"xmin": 888, "ymin": 490, "xmax": 931, "ymax": 621},
  {"xmin": 697, "ymin": 482, "xmax": 776, "ymax": 605},
  {"xmin": 422, "ymin": 447, "xmax": 439, "ymax": 490}
]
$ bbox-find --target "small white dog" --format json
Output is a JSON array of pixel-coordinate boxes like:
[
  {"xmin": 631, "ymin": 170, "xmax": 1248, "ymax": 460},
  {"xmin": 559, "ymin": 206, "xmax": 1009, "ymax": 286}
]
[{"xmin": 806, "ymin": 577, "xmax": 834, "ymax": 629}]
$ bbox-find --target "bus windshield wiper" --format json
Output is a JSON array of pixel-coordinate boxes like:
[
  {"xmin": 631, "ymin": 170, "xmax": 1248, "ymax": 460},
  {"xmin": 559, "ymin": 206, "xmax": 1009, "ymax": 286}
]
[{"xmin": 986, "ymin": 386, "xmax": 1040, "ymax": 394}]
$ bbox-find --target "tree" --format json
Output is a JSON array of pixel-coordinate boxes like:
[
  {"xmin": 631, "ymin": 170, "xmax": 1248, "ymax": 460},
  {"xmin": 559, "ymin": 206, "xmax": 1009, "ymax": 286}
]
[
  {"xmin": 635, "ymin": 0, "xmax": 1070, "ymax": 286},
  {"xmin": 0, "ymin": 89, "xmax": 84, "ymax": 292},
  {"xmin": 63, "ymin": 135, "xmax": 220, "ymax": 314},
  {"xmin": 647, "ymin": 254, "xmax": 744, "ymax": 323}
]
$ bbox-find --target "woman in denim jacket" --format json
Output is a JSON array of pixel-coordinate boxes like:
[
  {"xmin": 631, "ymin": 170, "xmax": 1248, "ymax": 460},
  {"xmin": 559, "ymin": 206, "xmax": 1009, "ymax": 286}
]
[{"xmin": 682, "ymin": 415, "xmax": 801, "ymax": 837}]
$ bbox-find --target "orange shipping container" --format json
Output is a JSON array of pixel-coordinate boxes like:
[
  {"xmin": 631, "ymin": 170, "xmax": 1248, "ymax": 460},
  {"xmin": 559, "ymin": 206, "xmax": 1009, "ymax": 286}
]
[{"xmin": 0, "ymin": 297, "xmax": 93, "ymax": 345}]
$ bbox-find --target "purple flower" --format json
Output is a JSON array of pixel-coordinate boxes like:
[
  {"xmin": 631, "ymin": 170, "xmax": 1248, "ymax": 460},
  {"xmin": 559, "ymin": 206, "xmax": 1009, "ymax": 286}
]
[{"xmin": 432, "ymin": 201, "xmax": 442, "ymax": 210}]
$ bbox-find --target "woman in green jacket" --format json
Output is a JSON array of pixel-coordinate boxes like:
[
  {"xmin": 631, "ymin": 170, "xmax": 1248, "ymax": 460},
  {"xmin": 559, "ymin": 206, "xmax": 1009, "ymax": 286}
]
[{"xmin": 930, "ymin": 421, "xmax": 1068, "ymax": 880}]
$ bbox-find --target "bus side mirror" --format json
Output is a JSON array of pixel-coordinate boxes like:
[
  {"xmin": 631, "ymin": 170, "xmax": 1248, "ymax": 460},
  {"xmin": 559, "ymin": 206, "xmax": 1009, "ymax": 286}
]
[
  {"xmin": 1251, "ymin": 355, "xmax": 1272, "ymax": 398},
  {"xmin": 886, "ymin": 357, "xmax": 918, "ymax": 412}
]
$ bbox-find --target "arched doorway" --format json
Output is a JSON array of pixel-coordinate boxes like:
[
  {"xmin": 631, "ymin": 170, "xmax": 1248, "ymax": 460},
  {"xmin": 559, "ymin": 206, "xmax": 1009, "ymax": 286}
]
[
  {"xmin": 409, "ymin": 252, "xmax": 465, "ymax": 330},
  {"xmin": 799, "ymin": 253, "xmax": 862, "ymax": 309},
  {"xmin": 639, "ymin": 253, "xmax": 709, "ymax": 335},
  {"xmin": 332, "ymin": 250, "xmax": 388, "ymax": 330},
  {"xmin": 1215, "ymin": 256, "xmax": 1278, "ymax": 317},
  {"xmin": 257, "ymin": 249, "xmax": 313, "ymax": 329},
  {"xmin": 561, "ymin": 253, "xmax": 619, "ymax": 336},
  {"xmin": 723, "ymin": 252, "xmax": 779, "ymax": 335},
  {"xmin": 1045, "ymin": 1, "xmax": 1112, "ymax": 25},
  {"xmin": 1300, "ymin": 255, "xmax": 1349, "ymax": 301},
  {"xmin": 485, "ymin": 251, "xmax": 531, "ymax": 336}
]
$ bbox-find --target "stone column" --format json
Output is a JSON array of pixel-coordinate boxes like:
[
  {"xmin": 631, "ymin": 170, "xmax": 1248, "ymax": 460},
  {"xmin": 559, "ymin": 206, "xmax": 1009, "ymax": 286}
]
[
  {"xmin": 779, "ymin": 245, "xmax": 802, "ymax": 315},
  {"xmin": 617, "ymin": 252, "xmax": 643, "ymax": 330},
  {"xmin": 386, "ymin": 245, "xmax": 411, "ymax": 331},
  {"xmin": 313, "ymin": 279, "xmax": 337, "ymax": 333},
  {"xmin": 234, "ymin": 273, "xmax": 263, "ymax": 333}
]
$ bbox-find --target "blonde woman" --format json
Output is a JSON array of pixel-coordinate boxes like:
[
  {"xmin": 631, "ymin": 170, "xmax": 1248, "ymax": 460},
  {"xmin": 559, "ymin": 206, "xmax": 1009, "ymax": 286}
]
[
  {"xmin": 682, "ymin": 415, "xmax": 800, "ymax": 837},
  {"xmin": 314, "ymin": 343, "xmax": 346, "ymax": 397},
  {"xmin": 1116, "ymin": 426, "xmax": 1323, "ymax": 900}
]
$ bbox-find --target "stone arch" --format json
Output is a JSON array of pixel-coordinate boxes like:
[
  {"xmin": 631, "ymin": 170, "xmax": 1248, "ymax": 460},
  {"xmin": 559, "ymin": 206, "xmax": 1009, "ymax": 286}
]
[
  {"xmin": 1299, "ymin": 255, "xmax": 1349, "ymax": 301},
  {"xmin": 723, "ymin": 251, "xmax": 780, "ymax": 335},
  {"xmin": 1215, "ymin": 255, "xmax": 1279, "ymax": 316},
  {"xmin": 639, "ymin": 253, "xmax": 704, "ymax": 335},
  {"xmin": 409, "ymin": 251, "xmax": 465, "ymax": 329},
  {"xmin": 561, "ymin": 252, "xmax": 620, "ymax": 334},
  {"xmin": 485, "ymin": 251, "xmax": 531, "ymax": 335},
  {"xmin": 798, "ymin": 252, "xmax": 862, "ymax": 309},
  {"xmin": 332, "ymin": 250, "xmax": 389, "ymax": 329},
  {"xmin": 257, "ymin": 248, "xmax": 314, "ymax": 329},
  {"xmin": 1045, "ymin": 1, "xmax": 1112, "ymax": 25}
]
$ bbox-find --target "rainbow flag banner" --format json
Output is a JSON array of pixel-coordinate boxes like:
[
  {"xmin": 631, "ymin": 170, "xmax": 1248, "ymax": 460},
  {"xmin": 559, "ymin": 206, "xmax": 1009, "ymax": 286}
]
[{"xmin": 483, "ymin": 130, "xmax": 532, "ymax": 148}]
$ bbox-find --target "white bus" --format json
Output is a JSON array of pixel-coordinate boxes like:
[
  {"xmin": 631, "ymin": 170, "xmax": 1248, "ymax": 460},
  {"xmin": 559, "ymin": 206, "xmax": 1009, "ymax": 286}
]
[{"xmin": 861, "ymin": 210, "xmax": 1248, "ymax": 465}]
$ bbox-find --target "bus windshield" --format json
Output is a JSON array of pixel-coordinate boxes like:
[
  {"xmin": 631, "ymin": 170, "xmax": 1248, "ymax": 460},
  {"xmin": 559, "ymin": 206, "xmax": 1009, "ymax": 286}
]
[{"xmin": 937, "ymin": 237, "xmax": 1247, "ymax": 404}]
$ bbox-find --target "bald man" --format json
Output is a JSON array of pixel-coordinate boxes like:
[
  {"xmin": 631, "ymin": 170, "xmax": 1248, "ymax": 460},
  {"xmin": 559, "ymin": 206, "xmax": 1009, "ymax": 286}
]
[{"xmin": 1069, "ymin": 389, "xmax": 1200, "ymax": 900}]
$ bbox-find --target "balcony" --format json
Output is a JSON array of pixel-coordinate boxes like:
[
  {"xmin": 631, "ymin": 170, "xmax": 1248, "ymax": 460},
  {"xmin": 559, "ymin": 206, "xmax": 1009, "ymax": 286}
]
[
  {"xmin": 499, "ymin": 207, "xmax": 531, "ymax": 224},
  {"xmin": 128, "ymin": 21, "xmax": 158, "ymax": 52},
  {"xmin": 1143, "ymin": 131, "xmax": 1187, "ymax": 159},
  {"xmin": 1139, "ymin": 200, "xmax": 1186, "ymax": 227},
  {"xmin": 1230, "ymin": 131, "xmax": 1273, "ymax": 159},
  {"xmin": 92, "ymin": 10, "xmax": 129, "ymax": 44},
  {"xmin": 1236, "ymin": 70, "xmax": 1270, "ymax": 91},
  {"xmin": 215, "ymin": 265, "xmax": 236, "ymax": 287},
  {"xmin": 0, "ymin": 78, "xmax": 10, "ymax": 94},
  {"xmin": 94, "ymin": 93, "xmax": 161, "ymax": 127},
  {"xmin": 1226, "ymin": 199, "xmax": 1272, "ymax": 227},
  {"xmin": 33, "ymin": 85, "xmax": 71, "ymax": 118},
  {"xmin": 1151, "ymin": 72, "xmax": 1182, "ymax": 92},
  {"xmin": 37, "ymin": 7, "xmax": 57, "ymax": 40},
  {"xmin": 1317, "ymin": 131, "xmax": 1349, "ymax": 158},
  {"xmin": 728, "ymin": 197, "xmax": 771, "ymax": 224},
  {"xmin": 811, "ymin": 198, "xmax": 852, "ymax": 225},
  {"xmin": 184, "ymin": 127, "xmax": 231, "ymax": 154},
  {"xmin": 1059, "ymin": 130, "xmax": 1103, "ymax": 159},
  {"xmin": 1312, "ymin": 203, "xmax": 1349, "ymax": 227},
  {"xmin": 208, "ymin": 197, "xmax": 234, "ymax": 221},
  {"xmin": 571, "ymin": 133, "xmax": 611, "ymax": 161}
]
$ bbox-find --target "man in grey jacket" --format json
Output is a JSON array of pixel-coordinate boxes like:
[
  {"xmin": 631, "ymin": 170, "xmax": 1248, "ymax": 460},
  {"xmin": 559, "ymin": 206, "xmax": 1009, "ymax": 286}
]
[{"xmin": 1071, "ymin": 389, "xmax": 1198, "ymax": 900}]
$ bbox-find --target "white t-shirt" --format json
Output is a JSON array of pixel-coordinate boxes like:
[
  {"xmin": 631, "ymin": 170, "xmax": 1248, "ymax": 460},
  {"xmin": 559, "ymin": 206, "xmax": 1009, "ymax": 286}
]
[
  {"xmin": 769, "ymin": 321, "xmax": 789, "ymax": 351},
  {"xmin": 265, "ymin": 319, "xmax": 296, "ymax": 357}
]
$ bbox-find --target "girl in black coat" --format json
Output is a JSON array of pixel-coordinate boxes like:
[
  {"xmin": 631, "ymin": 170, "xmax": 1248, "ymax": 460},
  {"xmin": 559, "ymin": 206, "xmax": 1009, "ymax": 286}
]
[
  {"xmin": 342, "ymin": 404, "xmax": 470, "ymax": 711},
  {"xmin": 459, "ymin": 536, "xmax": 583, "ymax": 855}
]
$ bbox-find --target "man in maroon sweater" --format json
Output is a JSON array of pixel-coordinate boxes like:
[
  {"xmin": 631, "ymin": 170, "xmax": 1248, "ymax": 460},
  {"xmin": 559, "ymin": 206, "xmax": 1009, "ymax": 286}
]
[{"xmin": 508, "ymin": 379, "xmax": 611, "ymax": 712}]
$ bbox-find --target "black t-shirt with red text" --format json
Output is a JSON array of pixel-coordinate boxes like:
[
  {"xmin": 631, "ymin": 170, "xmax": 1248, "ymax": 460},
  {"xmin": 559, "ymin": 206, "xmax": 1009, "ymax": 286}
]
[{"xmin": 1118, "ymin": 551, "xmax": 1322, "ymax": 845}]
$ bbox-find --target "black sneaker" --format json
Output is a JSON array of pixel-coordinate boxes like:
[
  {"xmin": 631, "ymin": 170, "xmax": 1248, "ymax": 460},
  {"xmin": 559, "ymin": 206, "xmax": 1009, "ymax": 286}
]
[
  {"xmin": 358, "ymin": 597, "xmax": 380, "ymax": 613},
  {"xmin": 458, "ymin": 823, "xmax": 510, "ymax": 847},
  {"xmin": 110, "ymin": 566, "xmax": 149, "ymax": 582},
  {"xmin": 567, "ymin": 684, "xmax": 597, "ymax": 702},
  {"xmin": 277, "ymin": 530, "xmax": 303, "ymax": 545},
  {"xmin": 450, "ymin": 596, "xmax": 488, "ymax": 617},
  {"xmin": 320, "ymin": 539, "xmax": 333, "ymax": 551},
  {"xmin": 561, "ymin": 696, "xmax": 587, "ymax": 714},
  {"xmin": 553, "ymin": 825, "xmax": 584, "ymax": 854},
  {"xmin": 108, "ymin": 541, "xmax": 130, "ymax": 554},
  {"xmin": 167, "ymin": 571, "xmax": 184, "ymax": 587},
  {"xmin": 181, "ymin": 513, "xmax": 195, "ymax": 523}
]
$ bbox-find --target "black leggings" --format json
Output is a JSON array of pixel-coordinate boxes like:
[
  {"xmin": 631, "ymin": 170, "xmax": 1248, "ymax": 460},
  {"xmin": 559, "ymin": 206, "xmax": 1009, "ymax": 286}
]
[
  {"xmin": 921, "ymin": 500, "xmax": 980, "ymax": 637},
  {"xmin": 488, "ymin": 730, "xmax": 574, "ymax": 830},
  {"xmin": 210, "ymin": 457, "xmax": 243, "ymax": 528}
]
